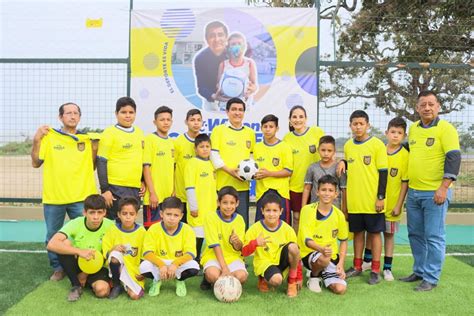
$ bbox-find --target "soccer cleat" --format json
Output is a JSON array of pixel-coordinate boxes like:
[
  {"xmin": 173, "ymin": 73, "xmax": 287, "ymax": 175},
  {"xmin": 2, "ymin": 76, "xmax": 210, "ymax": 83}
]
[
  {"xmin": 257, "ymin": 276, "xmax": 269, "ymax": 293},
  {"xmin": 287, "ymin": 282, "xmax": 298, "ymax": 298},
  {"xmin": 383, "ymin": 269, "xmax": 394, "ymax": 281},
  {"xmin": 414, "ymin": 280, "xmax": 437, "ymax": 292},
  {"xmin": 175, "ymin": 280, "xmax": 187, "ymax": 297},
  {"xmin": 50, "ymin": 270, "xmax": 65, "ymax": 281},
  {"xmin": 67, "ymin": 286, "xmax": 83, "ymax": 302},
  {"xmin": 345, "ymin": 267, "xmax": 362, "ymax": 278},
  {"xmin": 361, "ymin": 261, "xmax": 372, "ymax": 272},
  {"xmin": 399, "ymin": 273, "xmax": 423, "ymax": 283},
  {"xmin": 368, "ymin": 272, "xmax": 381, "ymax": 285},
  {"xmin": 108, "ymin": 285, "xmax": 122, "ymax": 299},
  {"xmin": 306, "ymin": 277, "xmax": 322, "ymax": 293},
  {"xmin": 148, "ymin": 280, "xmax": 161, "ymax": 297},
  {"xmin": 200, "ymin": 277, "xmax": 212, "ymax": 291}
]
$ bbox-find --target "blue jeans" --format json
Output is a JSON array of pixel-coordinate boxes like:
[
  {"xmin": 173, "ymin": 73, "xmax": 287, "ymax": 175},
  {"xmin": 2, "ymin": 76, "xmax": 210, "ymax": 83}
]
[
  {"xmin": 44, "ymin": 202, "xmax": 84, "ymax": 271},
  {"xmin": 406, "ymin": 188, "xmax": 451, "ymax": 285},
  {"xmin": 236, "ymin": 191, "xmax": 250, "ymax": 230}
]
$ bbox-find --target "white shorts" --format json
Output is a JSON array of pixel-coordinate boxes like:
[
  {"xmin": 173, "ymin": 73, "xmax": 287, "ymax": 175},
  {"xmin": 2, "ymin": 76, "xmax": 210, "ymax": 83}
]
[
  {"xmin": 193, "ymin": 226, "xmax": 205, "ymax": 238},
  {"xmin": 139, "ymin": 259, "xmax": 200, "ymax": 282},
  {"xmin": 108, "ymin": 251, "xmax": 143, "ymax": 296},
  {"xmin": 307, "ymin": 251, "xmax": 347, "ymax": 287},
  {"xmin": 203, "ymin": 259, "xmax": 247, "ymax": 274}
]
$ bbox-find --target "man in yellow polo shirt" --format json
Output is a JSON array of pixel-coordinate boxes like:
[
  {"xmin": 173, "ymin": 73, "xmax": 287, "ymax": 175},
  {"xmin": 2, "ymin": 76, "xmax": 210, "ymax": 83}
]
[
  {"xmin": 31, "ymin": 102, "xmax": 97, "ymax": 281},
  {"xmin": 400, "ymin": 91, "xmax": 461, "ymax": 291}
]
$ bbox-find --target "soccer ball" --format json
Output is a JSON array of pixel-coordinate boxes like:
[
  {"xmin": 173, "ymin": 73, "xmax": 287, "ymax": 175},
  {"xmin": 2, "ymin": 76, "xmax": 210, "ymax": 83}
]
[
  {"xmin": 238, "ymin": 159, "xmax": 258, "ymax": 181},
  {"xmin": 213, "ymin": 276, "xmax": 242, "ymax": 303}
]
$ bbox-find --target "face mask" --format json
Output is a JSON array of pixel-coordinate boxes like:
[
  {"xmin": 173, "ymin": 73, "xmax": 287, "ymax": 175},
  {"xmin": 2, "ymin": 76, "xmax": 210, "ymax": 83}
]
[{"xmin": 228, "ymin": 44, "xmax": 242, "ymax": 58}]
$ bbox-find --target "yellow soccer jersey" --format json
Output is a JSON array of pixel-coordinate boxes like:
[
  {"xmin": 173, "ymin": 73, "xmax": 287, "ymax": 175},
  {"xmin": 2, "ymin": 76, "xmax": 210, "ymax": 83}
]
[
  {"xmin": 201, "ymin": 210, "xmax": 246, "ymax": 266},
  {"xmin": 253, "ymin": 140, "xmax": 293, "ymax": 200},
  {"xmin": 143, "ymin": 221, "xmax": 196, "ymax": 260},
  {"xmin": 143, "ymin": 133, "xmax": 175, "ymax": 205},
  {"xmin": 283, "ymin": 126, "xmax": 325, "ymax": 192},
  {"xmin": 211, "ymin": 124, "xmax": 256, "ymax": 191},
  {"xmin": 385, "ymin": 146, "xmax": 409, "ymax": 221},
  {"xmin": 344, "ymin": 136, "xmax": 388, "ymax": 214},
  {"xmin": 297, "ymin": 203, "xmax": 348, "ymax": 260},
  {"xmin": 174, "ymin": 133, "xmax": 196, "ymax": 202},
  {"xmin": 97, "ymin": 125, "xmax": 144, "ymax": 188},
  {"xmin": 184, "ymin": 157, "xmax": 217, "ymax": 227},
  {"xmin": 39, "ymin": 129, "xmax": 97, "ymax": 204},
  {"xmin": 408, "ymin": 119, "xmax": 460, "ymax": 191},
  {"xmin": 244, "ymin": 220, "xmax": 297, "ymax": 276},
  {"xmin": 102, "ymin": 223, "xmax": 146, "ymax": 287}
]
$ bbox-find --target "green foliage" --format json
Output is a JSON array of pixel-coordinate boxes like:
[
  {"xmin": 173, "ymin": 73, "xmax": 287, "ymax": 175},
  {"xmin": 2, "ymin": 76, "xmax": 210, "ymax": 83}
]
[{"xmin": 0, "ymin": 139, "xmax": 33, "ymax": 156}]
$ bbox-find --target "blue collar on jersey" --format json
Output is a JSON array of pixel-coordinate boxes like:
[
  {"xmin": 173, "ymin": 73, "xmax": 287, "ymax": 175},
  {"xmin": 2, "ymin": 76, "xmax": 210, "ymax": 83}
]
[
  {"xmin": 260, "ymin": 219, "xmax": 282, "ymax": 232},
  {"xmin": 217, "ymin": 210, "xmax": 237, "ymax": 223},
  {"xmin": 161, "ymin": 221, "xmax": 183, "ymax": 236}
]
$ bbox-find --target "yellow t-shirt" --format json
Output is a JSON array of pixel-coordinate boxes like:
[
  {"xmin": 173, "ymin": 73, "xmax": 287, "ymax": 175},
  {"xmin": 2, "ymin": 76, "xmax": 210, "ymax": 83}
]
[
  {"xmin": 143, "ymin": 133, "xmax": 175, "ymax": 205},
  {"xmin": 211, "ymin": 124, "xmax": 256, "ymax": 191},
  {"xmin": 244, "ymin": 220, "xmax": 297, "ymax": 276},
  {"xmin": 344, "ymin": 136, "xmax": 388, "ymax": 214},
  {"xmin": 102, "ymin": 223, "xmax": 146, "ymax": 287},
  {"xmin": 143, "ymin": 221, "xmax": 196, "ymax": 260},
  {"xmin": 253, "ymin": 140, "xmax": 293, "ymax": 200},
  {"xmin": 174, "ymin": 133, "xmax": 196, "ymax": 202},
  {"xmin": 97, "ymin": 125, "xmax": 144, "ymax": 188},
  {"xmin": 297, "ymin": 203, "xmax": 348, "ymax": 260},
  {"xmin": 184, "ymin": 157, "xmax": 217, "ymax": 228},
  {"xmin": 283, "ymin": 126, "xmax": 325, "ymax": 192},
  {"xmin": 385, "ymin": 146, "xmax": 409, "ymax": 221},
  {"xmin": 201, "ymin": 210, "xmax": 246, "ymax": 266},
  {"xmin": 408, "ymin": 119, "xmax": 460, "ymax": 190},
  {"xmin": 39, "ymin": 129, "xmax": 97, "ymax": 204}
]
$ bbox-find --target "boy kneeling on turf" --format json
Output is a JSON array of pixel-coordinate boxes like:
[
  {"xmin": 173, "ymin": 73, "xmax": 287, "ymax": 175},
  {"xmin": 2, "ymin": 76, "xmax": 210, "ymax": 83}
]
[
  {"xmin": 102, "ymin": 197, "xmax": 146, "ymax": 299},
  {"xmin": 47, "ymin": 194, "xmax": 114, "ymax": 302},
  {"xmin": 242, "ymin": 193, "xmax": 302, "ymax": 297},
  {"xmin": 298, "ymin": 175, "xmax": 348, "ymax": 295},
  {"xmin": 139, "ymin": 197, "xmax": 200, "ymax": 297}
]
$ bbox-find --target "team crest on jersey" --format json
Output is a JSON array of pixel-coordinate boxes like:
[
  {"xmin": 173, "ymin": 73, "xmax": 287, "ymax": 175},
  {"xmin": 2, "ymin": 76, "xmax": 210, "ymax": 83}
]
[
  {"xmin": 77, "ymin": 142, "xmax": 85, "ymax": 152},
  {"xmin": 363, "ymin": 156, "xmax": 371, "ymax": 165},
  {"xmin": 332, "ymin": 229, "xmax": 338, "ymax": 238},
  {"xmin": 175, "ymin": 250, "xmax": 183, "ymax": 257},
  {"xmin": 272, "ymin": 158, "xmax": 280, "ymax": 166},
  {"xmin": 390, "ymin": 168, "xmax": 398, "ymax": 177},
  {"xmin": 125, "ymin": 247, "xmax": 139, "ymax": 257},
  {"xmin": 426, "ymin": 138, "xmax": 435, "ymax": 146},
  {"xmin": 309, "ymin": 145, "xmax": 316, "ymax": 153},
  {"xmin": 246, "ymin": 140, "xmax": 251, "ymax": 149}
]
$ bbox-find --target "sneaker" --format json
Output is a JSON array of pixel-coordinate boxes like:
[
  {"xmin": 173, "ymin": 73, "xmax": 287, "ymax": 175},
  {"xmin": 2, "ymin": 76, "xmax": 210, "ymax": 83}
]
[
  {"xmin": 345, "ymin": 267, "xmax": 362, "ymax": 278},
  {"xmin": 306, "ymin": 277, "xmax": 322, "ymax": 293},
  {"xmin": 67, "ymin": 286, "xmax": 83, "ymax": 302},
  {"xmin": 361, "ymin": 261, "xmax": 372, "ymax": 272},
  {"xmin": 50, "ymin": 270, "xmax": 65, "ymax": 281},
  {"xmin": 175, "ymin": 280, "xmax": 187, "ymax": 297},
  {"xmin": 200, "ymin": 277, "xmax": 212, "ymax": 291},
  {"xmin": 149, "ymin": 280, "xmax": 161, "ymax": 297},
  {"xmin": 257, "ymin": 276, "xmax": 269, "ymax": 293},
  {"xmin": 108, "ymin": 285, "xmax": 122, "ymax": 299},
  {"xmin": 414, "ymin": 280, "xmax": 437, "ymax": 292},
  {"xmin": 368, "ymin": 272, "xmax": 381, "ymax": 285},
  {"xmin": 383, "ymin": 269, "xmax": 394, "ymax": 281},
  {"xmin": 399, "ymin": 273, "xmax": 423, "ymax": 283},
  {"xmin": 287, "ymin": 282, "xmax": 298, "ymax": 298}
]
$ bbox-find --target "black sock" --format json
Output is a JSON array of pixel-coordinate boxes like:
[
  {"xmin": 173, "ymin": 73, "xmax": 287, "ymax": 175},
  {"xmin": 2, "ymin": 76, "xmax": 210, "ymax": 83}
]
[
  {"xmin": 363, "ymin": 248, "xmax": 372, "ymax": 263},
  {"xmin": 196, "ymin": 238, "xmax": 204, "ymax": 260},
  {"xmin": 178, "ymin": 268, "xmax": 199, "ymax": 281},
  {"xmin": 58, "ymin": 254, "xmax": 81, "ymax": 287},
  {"xmin": 383, "ymin": 256, "xmax": 393, "ymax": 271},
  {"xmin": 109, "ymin": 261, "xmax": 121, "ymax": 286}
]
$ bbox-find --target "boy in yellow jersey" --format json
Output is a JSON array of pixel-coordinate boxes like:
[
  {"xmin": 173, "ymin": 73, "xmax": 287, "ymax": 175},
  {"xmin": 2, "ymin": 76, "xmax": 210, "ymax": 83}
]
[
  {"xmin": 242, "ymin": 193, "xmax": 302, "ymax": 298},
  {"xmin": 102, "ymin": 197, "xmax": 146, "ymax": 300},
  {"xmin": 298, "ymin": 175, "xmax": 348, "ymax": 295},
  {"xmin": 185, "ymin": 134, "xmax": 217, "ymax": 260},
  {"xmin": 97, "ymin": 97, "xmax": 145, "ymax": 220},
  {"xmin": 174, "ymin": 109, "xmax": 203, "ymax": 224},
  {"xmin": 344, "ymin": 110, "xmax": 388, "ymax": 285},
  {"xmin": 139, "ymin": 197, "xmax": 199, "ymax": 297},
  {"xmin": 254, "ymin": 114, "xmax": 293, "ymax": 224},
  {"xmin": 200, "ymin": 186, "xmax": 247, "ymax": 291},
  {"xmin": 210, "ymin": 97, "xmax": 256, "ymax": 229},
  {"xmin": 47, "ymin": 195, "xmax": 114, "ymax": 302},
  {"xmin": 31, "ymin": 102, "xmax": 98, "ymax": 281},
  {"xmin": 143, "ymin": 106, "xmax": 176, "ymax": 228}
]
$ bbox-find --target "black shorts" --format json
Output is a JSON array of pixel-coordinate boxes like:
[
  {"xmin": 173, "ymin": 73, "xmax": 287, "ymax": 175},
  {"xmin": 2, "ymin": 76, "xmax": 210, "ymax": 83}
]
[
  {"xmin": 263, "ymin": 243, "xmax": 293, "ymax": 281},
  {"xmin": 348, "ymin": 213, "xmax": 385, "ymax": 233},
  {"xmin": 86, "ymin": 267, "xmax": 110, "ymax": 286},
  {"xmin": 302, "ymin": 252, "xmax": 340, "ymax": 271}
]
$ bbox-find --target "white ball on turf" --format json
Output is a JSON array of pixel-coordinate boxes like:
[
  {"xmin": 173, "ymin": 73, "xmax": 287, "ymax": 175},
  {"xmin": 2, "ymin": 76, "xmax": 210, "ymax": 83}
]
[
  {"xmin": 213, "ymin": 275, "xmax": 242, "ymax": 303},
  {"xmin": 238, "ymin": 159, "xmax": 258, "ymax": 181}
]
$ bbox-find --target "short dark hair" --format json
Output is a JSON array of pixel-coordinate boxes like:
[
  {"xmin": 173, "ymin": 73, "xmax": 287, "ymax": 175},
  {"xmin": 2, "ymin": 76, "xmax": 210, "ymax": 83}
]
[
  {"xmin": 59, "ymin": 102, "xmax": 81, "ymax": 117},
  {"xmin": 195, "ymin": 133, "xmax": 211, "ymax": 147},
  {"xmin": 288, "ymin": 105, "xmax": 307, "ymax": 132},
  {"xmin": 154, "ymin": 106, "xmax": 173, "ymax": 120},
  {"xmin": 226, "ymin": 97, "xmax": 246, "ymax": 112},
  {"xmin": 260, "ymin": 192, "xmax": 282, "ymax": 209},
  {"xmin": 319, "ymin": 135, "xmax": 336, "ymax": 147},
  {"xmin": 387, "ymin": 117, "xmax": 407, "ymax": 132},
  {"xmin": 116, "ymin": 96, "xmax": 137, "ymax": 113},
  {"xmin": 317, "ymin": 174, "xmax": 339, "ymax": 189},
  {"xmin": 261, "ymin": 114, "xmax": 279, "ymax": 127},
  {"xmin": 186, "ymin": 109, "xmax": 202, "ymax": 120},
  {"xmin": 118, "ymin": 196, "xmax": 140, "ymax": 213},
  {"xmin": 349, "ymin": 110, "xmax": 369, "ymax": 123},
  {"xmin": 161, "ymin": 196, "xmax": 183, "ymax": 212},
  {"xmin": 218, "ymin": 186, "xmax": 239, "ymax": 202},
  {"xmin": 205, "ymin": 21, "xmax": 228, "ymax": 39},
  {"xmin": 417, "ymin": 90, "xmax": 438, "ymax": 101},
  {"xmin": 84, "ymin": 194, "xmax": 106, "ymax": 211}
]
